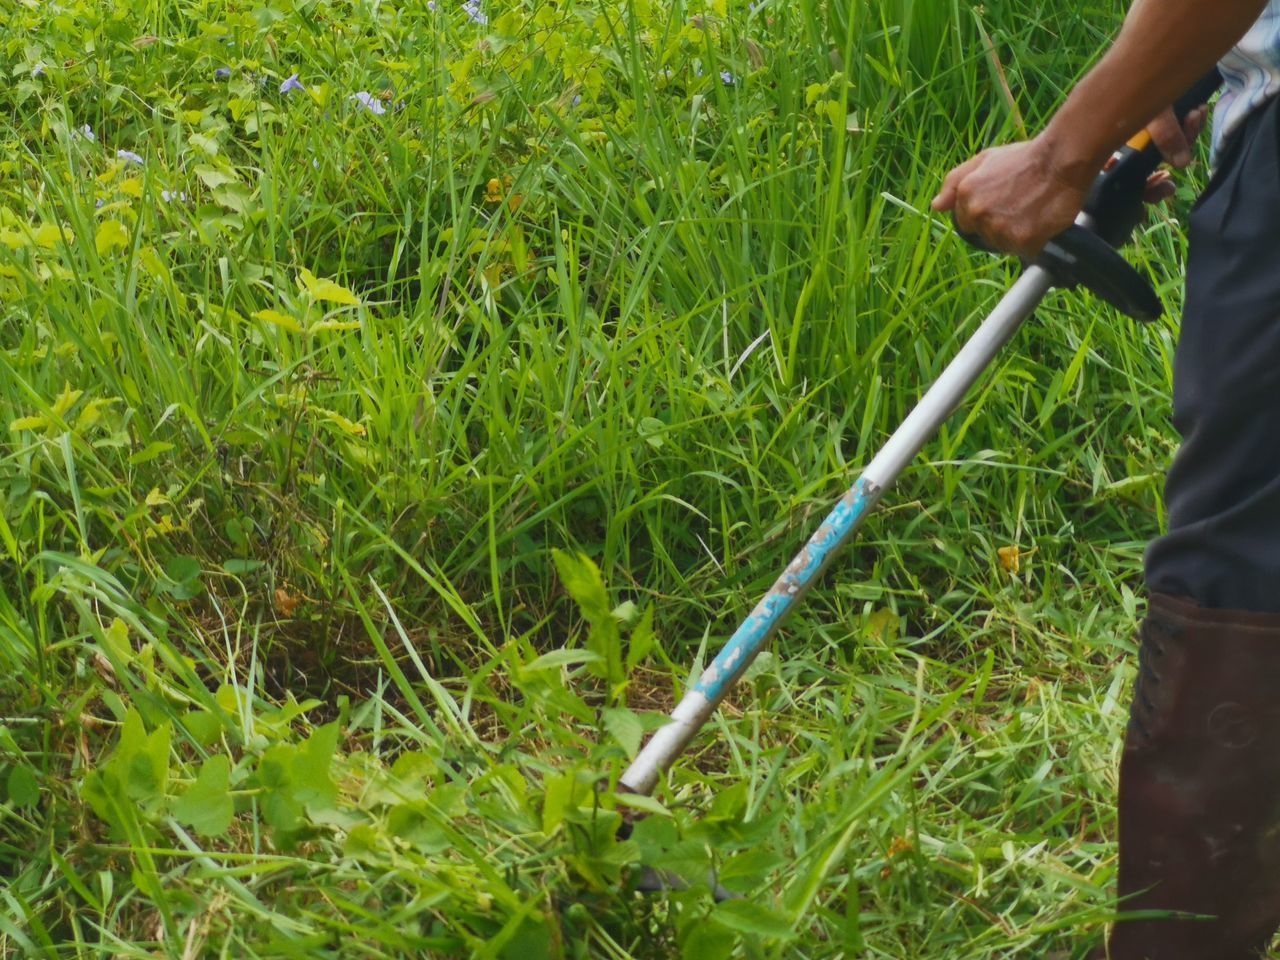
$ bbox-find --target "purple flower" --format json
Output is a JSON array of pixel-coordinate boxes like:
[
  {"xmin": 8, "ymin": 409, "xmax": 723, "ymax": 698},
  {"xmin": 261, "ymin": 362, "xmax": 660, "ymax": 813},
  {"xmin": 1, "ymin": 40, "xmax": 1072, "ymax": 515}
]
[
  {"xmin": 77, "ymin": 124, "xmax": 96, "ymax": 143},
  {"xmin": 117, "ymin": 149, "xmax": 144, "ymax": 166},
  {"xmin": 95, "ymin": 199, "xmax": 105, "ymax": 209},
  {"xmin": 462, "ymin": 0, "xmax": 488, "ymax": 25},
  {"xmin": 428, "ymin": 1, "xmax": 436, "ymax": 8},
  {"xmin": 349, "ymin": 92, "xmax": 387, "ymax": 116},
  {"xmin": 161, "ymin": 190, "xmax": 188, "ymax": 203},
  {"xmin": 32, "ymin": 63, "xmax": 46, "ymax": 78},
  {"xmin": 280, "ymin": 73, "xmax": 304, "ymax": 95},
  {"xmin": 720, "ymin": 71, "xmax": 735, "ymax": 85},
  {"xmin": 215, "ymin": 67, "xmax": 231, "ymax": 80},
  {"xmin": 571, "ymin": 94, "xmax": 581, "ymax": 108}
]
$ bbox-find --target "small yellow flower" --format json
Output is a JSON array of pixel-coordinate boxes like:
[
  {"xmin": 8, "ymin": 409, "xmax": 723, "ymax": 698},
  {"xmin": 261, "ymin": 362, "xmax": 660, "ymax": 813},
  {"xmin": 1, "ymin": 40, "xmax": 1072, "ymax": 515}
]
[
  {"xmin": 997, "ymin": 545, "xmax": 1021, "ymax": 573},
  {"xmin": 484, "ymin": 178, "xmax": 503, "ymax": 203}
]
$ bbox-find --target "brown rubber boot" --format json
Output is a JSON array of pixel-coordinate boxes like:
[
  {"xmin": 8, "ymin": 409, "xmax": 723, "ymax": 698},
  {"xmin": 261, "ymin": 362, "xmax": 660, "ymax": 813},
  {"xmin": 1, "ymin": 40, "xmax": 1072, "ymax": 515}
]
[{"xmin": 1103, "ymin": 593, "xmax": 1280, "ymax": 959}]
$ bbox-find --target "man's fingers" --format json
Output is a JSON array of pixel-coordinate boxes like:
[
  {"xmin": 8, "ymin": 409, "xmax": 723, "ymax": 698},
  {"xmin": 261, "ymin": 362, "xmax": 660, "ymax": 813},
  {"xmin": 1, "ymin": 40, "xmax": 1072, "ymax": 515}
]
[
  {"xmin": 930, "ymin": 180, "xmax": 959, "ymax": 212},
  {"xmin": 1144, "ymin": 170, "xmax": 1177, "ymax": 204},
  {"xmin": 932, "ymin": 154, "xmax": 985, "ymax": 211},
  {"xmin": 1182, "ymin": 104, "xmax": 1209, "ymax": 146},
  {"xmin": 1147, "ymin": 108, "xmax": 1192, "ymax": 168}
]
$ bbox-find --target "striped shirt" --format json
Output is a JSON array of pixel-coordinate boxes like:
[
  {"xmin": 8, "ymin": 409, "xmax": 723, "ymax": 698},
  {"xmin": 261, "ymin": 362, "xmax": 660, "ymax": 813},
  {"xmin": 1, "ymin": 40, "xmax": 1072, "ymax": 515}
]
[{"xmin": 1214, "ymin": 0, "xmax": 1280, "ymax": 159}]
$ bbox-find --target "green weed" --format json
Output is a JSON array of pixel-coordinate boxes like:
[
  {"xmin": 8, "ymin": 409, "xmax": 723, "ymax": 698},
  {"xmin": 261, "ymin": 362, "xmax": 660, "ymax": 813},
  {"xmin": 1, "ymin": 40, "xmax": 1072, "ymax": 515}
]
[{"xmin": 0, "ymin": 0, "xmax": 1212, "ymax": 957}]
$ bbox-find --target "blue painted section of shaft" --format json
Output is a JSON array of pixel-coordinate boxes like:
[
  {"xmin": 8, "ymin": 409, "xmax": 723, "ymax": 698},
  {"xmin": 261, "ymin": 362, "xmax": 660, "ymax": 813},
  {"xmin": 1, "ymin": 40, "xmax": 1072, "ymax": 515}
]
[{"xmin": 692, "ymin": 476, "xmax": 879, "ymax": 702}]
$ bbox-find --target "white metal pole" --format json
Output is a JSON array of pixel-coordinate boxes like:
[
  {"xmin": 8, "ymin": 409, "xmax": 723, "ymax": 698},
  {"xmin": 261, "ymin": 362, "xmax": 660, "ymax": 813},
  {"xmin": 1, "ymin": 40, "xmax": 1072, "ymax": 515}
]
[{"xmin": 619, "ymin": 266, "xmax": 1055, "ymax": 796}]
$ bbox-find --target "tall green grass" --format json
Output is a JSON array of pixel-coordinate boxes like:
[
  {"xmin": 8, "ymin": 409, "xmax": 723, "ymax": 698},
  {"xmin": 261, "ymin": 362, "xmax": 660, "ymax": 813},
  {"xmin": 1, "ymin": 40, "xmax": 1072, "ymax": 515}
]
[{"xmin": 0, "ymin": 0, "xmax": 1224, "ymax": 956}]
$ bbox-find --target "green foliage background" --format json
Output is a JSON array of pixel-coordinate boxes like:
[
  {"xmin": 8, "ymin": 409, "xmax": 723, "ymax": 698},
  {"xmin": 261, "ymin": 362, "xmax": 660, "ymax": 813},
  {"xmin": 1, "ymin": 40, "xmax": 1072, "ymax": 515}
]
[{"xmin": 0, "ymin": 0, "xmax": 1211, "ymax": 957}]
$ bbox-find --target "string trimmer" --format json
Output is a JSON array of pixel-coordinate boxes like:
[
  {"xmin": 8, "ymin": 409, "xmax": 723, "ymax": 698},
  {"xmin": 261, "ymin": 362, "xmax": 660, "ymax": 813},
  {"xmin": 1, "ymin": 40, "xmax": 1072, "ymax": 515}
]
[{"xmin": 618, "ymin": 70, "xmax": 1222, "ymax": 835}]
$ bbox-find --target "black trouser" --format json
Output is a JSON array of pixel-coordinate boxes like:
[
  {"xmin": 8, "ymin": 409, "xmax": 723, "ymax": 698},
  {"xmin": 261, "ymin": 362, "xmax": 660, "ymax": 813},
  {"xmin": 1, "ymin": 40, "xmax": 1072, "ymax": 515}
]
[{"xmin": 1144, "ymin": 95, "xmax": 1280, "ymax": 613}]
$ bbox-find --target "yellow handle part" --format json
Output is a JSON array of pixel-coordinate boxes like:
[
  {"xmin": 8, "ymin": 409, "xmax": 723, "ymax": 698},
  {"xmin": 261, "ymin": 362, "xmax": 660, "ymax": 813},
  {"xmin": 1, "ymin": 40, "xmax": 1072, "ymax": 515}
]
[{"xmin": 1127, "ymin": 129, "xmax": 1154, "ymax": 152}]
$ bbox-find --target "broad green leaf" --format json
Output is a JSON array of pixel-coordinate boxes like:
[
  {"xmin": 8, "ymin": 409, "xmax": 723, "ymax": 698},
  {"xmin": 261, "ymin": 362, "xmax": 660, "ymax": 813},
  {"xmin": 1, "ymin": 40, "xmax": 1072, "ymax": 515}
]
[
  {"xmin": 545, "ymin": 550, "xmax": 625, "ymax": 687},
  {"xmin": 252, "ymin": 308, "xmax": 302, "ymax": 333},
  {"xmin": 128, "ymin": 441, "xmax": 174, "ymax": 465},
  {"xmin": 257, "ymin": 743, "xmax": 296, "ymax": 791},
  {"xmin": 313, "ymin": 408, "xmax": 366, "ymax": 436},
  {"xmin": 200, "ymin": 300, "xmax": 247, "ymax": 326},
  {"xmin": 163, "ymin": 554, "xmax": 201, "ymax": 586},
  {"xmin": 611, "ymin": 600, "xmax": 640, "ymax": 623},
  {"xmin": 711, "ymin": 900, "xmax": 796, "ymax": 940},
  {"xmin": 626, "ymin": 605, "xmax": 656, "ymax": 670},
  {"xmin": 49, "ymin": 384, "xmax": 82, "ymax": 422},
  {"xmin": 116, "ymin": 709, "xmax": 147, "ymax": 762},
  {"xmin": 172, "ymin": 755, "xmax": 233, "ymax": 837},
  {"xmin": 194, "ymin": 165, "xmax": 238, "ymax": 189},
  {"xmin": 628, "ymin": 815, "xmax": 678, "ymax": 866},
  {"xmin": 138, "ymin": 244, "xmax": 172, "ymax": 281},
  {"xmin": 611, "ymin": 791, "xmax": 670, "ymax": 818},
  {"xmin": 541, "ymin": 771, "xmax": 575, "ymax": 834},
  {"xmin": 708, "ymin": 780, "xmax": 749, "ymax": 820},
  {"xmin": 590, "ymin": 617, "xmax": 623, "ymax": 687},
  {"xmin": 299, "ymin": 268, "xmax": 360, "ymax": 306},
  {"xmin": 551, "ymin": 549, "xmax": 610, "ymax": 623},
  {"xmin": 138, "ymin": 246, "xmax": 173, "ymax": 283},
  {"xmin": 292, "ymin": 722, "xmax": 340, "ymax": 812},
  {"xmin": 428, "ymin": 782, "xmax": 468, "ymax": 818},
  {"xmin": 101, "ymin": 617, "xmax": 132, "ymax": 665},
  {"xmin": 221, "ymin": 558, "xmax": 264, "ymax": 575},
  {"xmin": 214, "ymin": 683, "xmax": 245, "ymax": 715},
  {"xmin": 498, "ymin": 912, "xmax": 552, "ymax": 960},
  {"xmin": 33, "ymin": 222, "xmax": 65, "ymax": 248},
  {"xmin": 390, "ymin": 750, "xmax": 436, "ymax": 785},
  {"xmin": 681, "ymin": 922, "xmax": 735, "ymax": 960},
  {"xmin": 81, "ymin": 770, "xmax": 119, "ymax": 830},
  {"xmin": 74, "ymin": 397, "xmax": 116, "ymax": 432},
  {"xmin": 114, "ymin": 712, "xmax": 169, "ymax": 807},
  {"xmin": 602, "ymin": 706, "xmax": 643, "ymax": 757},
  {"xmin": 343, "ymin": 823, "xmax": 383, "ymax": 865},
  {"xmin": 188, "ymin": 132, "xmax": 221, "ymax": 156},
  {"xmin": 6, "ymin": 764, "xmax": 39, "ymax": 808},
  {"xmin": 387, "ymin": 802, "xmax": 450, "ymax": 853},
  {"xmin": 718, "ymin": 848, "xmax": 787, "ymax": 883},
  {"xmin": 182, "ymin": 710, "xmax": 222, "ymax": 748},
  {"xmin": 638, "ymin": 416, "xmax": 665, "ymax": 448},
  {"xmin": 263, "ymin": 788, "xmax": 304, "ymax": 840},
  {"xmin": 212, "ymin": 183, "xmax": 253, "ymax": 214},
  {"xmin": 95, "ymin": 220, "xmax": 129, "ymax": 255},
  {"xmin": 139, "ymin": 724, "xmax": 172, "ymax": 803}
]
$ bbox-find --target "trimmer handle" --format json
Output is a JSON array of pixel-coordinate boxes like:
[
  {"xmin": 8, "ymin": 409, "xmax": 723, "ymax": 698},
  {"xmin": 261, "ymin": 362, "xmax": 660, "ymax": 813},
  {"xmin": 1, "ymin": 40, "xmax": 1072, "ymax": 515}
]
[
  {"xmin": 1084, "ymin": 67, "xmax": 1224, "ymax": 248},
  {"xmin": 955, "ymin": 68, "xmax": 1223, "ymax": 322}
]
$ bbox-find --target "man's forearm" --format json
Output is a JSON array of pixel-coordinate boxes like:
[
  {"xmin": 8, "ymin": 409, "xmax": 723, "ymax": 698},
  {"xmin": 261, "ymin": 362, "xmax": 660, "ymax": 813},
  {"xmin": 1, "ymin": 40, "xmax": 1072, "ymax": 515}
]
[{"xmin": 1043, "ymin": 0, "xmax": 1268, "ymax": 180}]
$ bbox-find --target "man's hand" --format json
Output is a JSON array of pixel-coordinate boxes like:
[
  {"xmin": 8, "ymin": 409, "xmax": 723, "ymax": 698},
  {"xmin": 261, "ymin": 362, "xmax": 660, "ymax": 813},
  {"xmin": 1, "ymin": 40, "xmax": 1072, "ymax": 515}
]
[
  {"xmin": 1138, "ymin": 105, "xmax": 1209, "ymax": 202},
  {"xmin": 930, "ymin": 106, "xmax": 1210, "ymax": 261},
  {"xmin": 930, "ymin": 136, "xmax": 1091, "ymax": 260}
]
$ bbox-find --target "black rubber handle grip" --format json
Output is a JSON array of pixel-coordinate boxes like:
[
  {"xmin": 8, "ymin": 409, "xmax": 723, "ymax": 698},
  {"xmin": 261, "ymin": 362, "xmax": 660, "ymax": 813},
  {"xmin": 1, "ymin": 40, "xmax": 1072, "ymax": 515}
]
[{"xmin": 1174, "ymin": 67, "xmax": 1228, "ymax": 122}]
